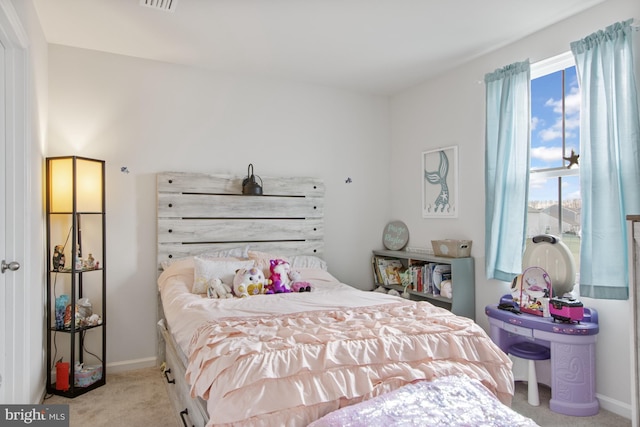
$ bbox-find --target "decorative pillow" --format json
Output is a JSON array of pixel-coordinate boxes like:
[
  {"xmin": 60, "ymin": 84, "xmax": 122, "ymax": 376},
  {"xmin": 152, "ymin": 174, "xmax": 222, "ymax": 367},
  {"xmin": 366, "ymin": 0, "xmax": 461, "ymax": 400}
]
[
  {"xmin": 192, "ymin": 257, "xmax": 254, "ymax": 294},
  {"xmin": 289, "ymin": 255, "xmax": 327, "ymax": 271},
  {"xmin": 161, "ymin": 245, "xmax": 250, "ymax": 270},
  {"xmin": 200, "ymin": 245, "xmax": 250, "ymax": 259},
  {"xmin": 161, "ymin": 256, "xmax": 192, "ymax": 271},
  {"xmin": 248, "ymin": 251, "xmax": 289, "ymax": 274},
  {"xmin": 160, "ymin": 256, "xmax": 195, "ymax": 272}
]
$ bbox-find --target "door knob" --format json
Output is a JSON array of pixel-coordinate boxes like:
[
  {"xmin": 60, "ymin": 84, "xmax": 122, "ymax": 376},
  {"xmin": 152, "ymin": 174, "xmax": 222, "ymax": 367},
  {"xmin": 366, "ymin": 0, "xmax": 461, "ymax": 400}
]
[{"xmin": 1, "ymin": 260, "xmax": 20, "ymax": 273}]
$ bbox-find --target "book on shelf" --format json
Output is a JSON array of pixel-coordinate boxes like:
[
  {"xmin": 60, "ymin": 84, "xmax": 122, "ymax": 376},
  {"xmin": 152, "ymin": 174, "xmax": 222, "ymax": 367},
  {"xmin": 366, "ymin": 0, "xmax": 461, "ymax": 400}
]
[
  {"xmin": 371, "ymin": 256, "xmax": 383, "ymax": 284},
  {"xmin": 410, "ymin": 265, "xmax": 421, "ymax": 292},
  {"xmin": 374, "ymin": 257, "xmax": 404, "ymax": 285},
  {"xmin": 408, "ymin": 262, "xmax": 438, "ymax": 295}
]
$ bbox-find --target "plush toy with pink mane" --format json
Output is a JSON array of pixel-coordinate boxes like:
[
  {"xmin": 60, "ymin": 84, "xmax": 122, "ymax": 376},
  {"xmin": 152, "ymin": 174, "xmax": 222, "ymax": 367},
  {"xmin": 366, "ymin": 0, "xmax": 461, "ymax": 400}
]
[{"xmin": 265, "ymin": 259, "xmax": 292, "ymax": 294}]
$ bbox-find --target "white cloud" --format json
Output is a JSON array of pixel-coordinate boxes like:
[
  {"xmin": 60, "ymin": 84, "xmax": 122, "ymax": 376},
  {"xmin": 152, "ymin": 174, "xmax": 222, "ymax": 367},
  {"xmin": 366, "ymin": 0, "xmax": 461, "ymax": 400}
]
[
  {"xmin": 539, "ymin": 126, "xmax": 562, "ymax": 142},
  {"xmin": 544, "ymin": 97, "xmax": 556, "ymax": 110},
  {"xmin": 565, "ymin": 87, "xmax": 581, "ymax": 116},
  {"xmin": 565, "ymin": 115, "xmax": 580, "ymax": 130},
  {"xmin": 528, "ymin": 172, "xmax": 548, "ymax": 190},
  {"xmin": 531, "ymin": 145, "xmax": 563, "ymax": 162},
  {"xmin": 537, "ymin": 112, "xmax": 579, "ymax": 142},
  {"xmin": 544, "ymin": 86, "xmax": 581, "ymax": 116},
  {"xmin": 565, "ymin": 190, "xmax": 581, "ymax": 199},
  {"xmin": 531, "ymin": 144, "xmax": 579, "ymax": 167},
  {"xmin": 531, "ymin": 116, "xmax": 541, "ymax": 131},
  {"xmin": 562, "ymin": 179, "xmax": 581, "ymax": 200}
]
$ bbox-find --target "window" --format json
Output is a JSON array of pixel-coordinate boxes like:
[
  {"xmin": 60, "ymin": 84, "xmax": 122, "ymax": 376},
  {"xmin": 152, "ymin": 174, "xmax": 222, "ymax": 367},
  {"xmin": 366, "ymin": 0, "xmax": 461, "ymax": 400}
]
[{"xmin": 527, "ymin": 53, "xmax": 581, "ymax": 273}]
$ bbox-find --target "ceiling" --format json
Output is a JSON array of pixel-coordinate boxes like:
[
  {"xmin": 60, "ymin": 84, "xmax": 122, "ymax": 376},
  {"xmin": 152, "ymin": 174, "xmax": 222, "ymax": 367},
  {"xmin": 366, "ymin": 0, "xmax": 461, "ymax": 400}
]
[{"xmin": 32, "ymin": 0, "xmax": 604, "ymax": 95}]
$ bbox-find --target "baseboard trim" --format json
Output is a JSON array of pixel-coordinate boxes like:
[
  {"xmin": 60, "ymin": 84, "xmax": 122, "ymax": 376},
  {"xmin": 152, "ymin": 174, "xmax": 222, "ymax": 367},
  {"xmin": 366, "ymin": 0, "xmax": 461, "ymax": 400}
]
[
  {"xmin": 36, "ymin": 384, "xmax": 47, "ymax": 404},
  {"xmin": 41, "ymin": 357, "xmax": 158, "ymax": 403},
  {"xmin": 598, "ymin": 393, "xmax": 632, "ymax": 420},
  {"xmin": 106, "ymin": 357, "xmax": 158, "ymax": 374},
  {"xmin": 47, "ymin": 357, "xmax": 159, "ymax": 379}
]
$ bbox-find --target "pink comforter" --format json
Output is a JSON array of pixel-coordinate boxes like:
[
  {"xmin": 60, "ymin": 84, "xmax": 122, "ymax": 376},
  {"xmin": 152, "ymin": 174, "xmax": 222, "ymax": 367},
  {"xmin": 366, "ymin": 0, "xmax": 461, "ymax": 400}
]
[{"xmin": 185, "ymin": 301, "xmax": 513, "ymax": 426}]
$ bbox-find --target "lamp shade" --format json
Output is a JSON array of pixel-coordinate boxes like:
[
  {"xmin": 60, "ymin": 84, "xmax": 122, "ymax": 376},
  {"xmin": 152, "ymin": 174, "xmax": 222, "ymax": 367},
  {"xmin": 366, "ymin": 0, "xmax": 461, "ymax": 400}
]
[{"xmin": 47, "ymin": 156, "xmax": 104, "ymax": 213}]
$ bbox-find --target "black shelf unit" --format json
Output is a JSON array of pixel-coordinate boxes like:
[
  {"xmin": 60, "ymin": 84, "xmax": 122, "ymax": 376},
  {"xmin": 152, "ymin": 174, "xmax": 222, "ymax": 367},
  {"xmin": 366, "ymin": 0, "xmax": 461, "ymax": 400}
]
[{"xmin": 45, "ymin": 156, "xmax": 106, "ymax": 397}]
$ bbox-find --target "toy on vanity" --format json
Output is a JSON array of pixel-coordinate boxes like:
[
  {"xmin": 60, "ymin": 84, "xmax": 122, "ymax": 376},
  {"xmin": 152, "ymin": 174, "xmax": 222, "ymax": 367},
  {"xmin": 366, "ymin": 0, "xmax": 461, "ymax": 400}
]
[
  {"xmin": 549, "ymin": 297, "xmax": 584, "ymax": 323},
  {"xmin": 510, "ymin": 266, "xmax": 552, "ymax": 317}
]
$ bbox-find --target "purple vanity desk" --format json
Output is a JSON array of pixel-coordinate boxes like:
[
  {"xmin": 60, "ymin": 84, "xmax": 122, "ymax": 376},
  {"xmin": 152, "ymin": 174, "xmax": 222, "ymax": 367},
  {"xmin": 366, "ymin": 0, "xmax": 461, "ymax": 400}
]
[{"xmin": 485, "ymin": 295, "xmax": 599, "ymax": 416}]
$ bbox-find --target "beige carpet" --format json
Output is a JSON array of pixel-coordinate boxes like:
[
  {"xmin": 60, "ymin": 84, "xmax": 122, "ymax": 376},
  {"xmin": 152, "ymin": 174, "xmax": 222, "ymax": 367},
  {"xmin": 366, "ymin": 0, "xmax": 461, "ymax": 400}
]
[
  {"xmin": 511, "ymin": 382, "xmax": 631, "ymax": 427},
  {"xmin": 44, "ymin": 366, "xmax": 631, "ymax": 427},
  {"xmin": 43, "ymin": 366, "xmax": 177, "ymax": 427}
]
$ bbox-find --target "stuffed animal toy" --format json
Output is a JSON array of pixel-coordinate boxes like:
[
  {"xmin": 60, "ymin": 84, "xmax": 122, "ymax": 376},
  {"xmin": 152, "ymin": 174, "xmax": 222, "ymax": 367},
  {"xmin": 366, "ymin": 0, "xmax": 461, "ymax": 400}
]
[
  {"xmin": 64, "ymin": 304, "xmax": 80, "ymax": 328},
  {"xmin": 440, "ymin": 279, "xmax": 453, "ymax": 299},
  {"xmin": 288, "ymin": 270, "xmax": 312, "ymax": 292},
  {"xmin": 265, "ymin": 259, "xmax": 292, "ymax": 294},
  {"xmin": 53, "ymin": 245, "xmax": 65, "ymax": 271},
  {"xmin": 207, "ymin": 277, "xmax": 234, "ymax": 299},
  {"xmin": 233, "ymin": 267, "xmax": 266, "ymax": 298}
]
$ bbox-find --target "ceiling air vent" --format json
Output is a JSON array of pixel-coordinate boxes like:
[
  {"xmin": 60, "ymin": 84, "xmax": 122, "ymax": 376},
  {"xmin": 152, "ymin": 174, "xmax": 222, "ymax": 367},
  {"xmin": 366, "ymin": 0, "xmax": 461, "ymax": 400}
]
[{"xmin": 139, "ymin": 0, "xmax": 179, "ymax": 12}]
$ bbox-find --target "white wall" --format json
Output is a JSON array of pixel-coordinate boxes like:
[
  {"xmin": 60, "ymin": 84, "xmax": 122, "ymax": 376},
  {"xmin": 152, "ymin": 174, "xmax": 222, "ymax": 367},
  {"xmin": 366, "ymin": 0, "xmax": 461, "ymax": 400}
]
[
  {"xmin": 390, "ymin": 0, "xmax": 640, "ymax": 418},
  {"xmin": 35, "ymin": 0, "xmax": 640, "ymax": 416},
  {"xmin": 46, "ymin": 46, "xmax": 391, "ymax": 369}
]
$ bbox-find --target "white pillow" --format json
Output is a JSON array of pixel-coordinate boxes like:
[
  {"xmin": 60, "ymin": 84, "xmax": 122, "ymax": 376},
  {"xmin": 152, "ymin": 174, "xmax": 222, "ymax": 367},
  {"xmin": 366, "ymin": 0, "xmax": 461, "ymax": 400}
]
[
  {"xmin": 161, "ymin": 245, "xmax": 251, "ymax": 270},
  {"xmin": 192, "ymin": 257, "xmax": 254, "ymax": 294},
  {"xmin": 289, "ymin": 255, "xmax": 327, "ymax": 271},
  {"xmin": 201, "ymin": 245, "xmax": 250, "ymax": 259}
]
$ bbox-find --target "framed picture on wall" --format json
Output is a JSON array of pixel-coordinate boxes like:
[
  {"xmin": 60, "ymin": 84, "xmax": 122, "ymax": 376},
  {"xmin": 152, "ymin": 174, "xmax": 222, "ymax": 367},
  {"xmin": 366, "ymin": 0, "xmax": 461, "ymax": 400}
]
[{"xmin": 422, "ymin": 146, "xmax": 458, "ymax": 218}]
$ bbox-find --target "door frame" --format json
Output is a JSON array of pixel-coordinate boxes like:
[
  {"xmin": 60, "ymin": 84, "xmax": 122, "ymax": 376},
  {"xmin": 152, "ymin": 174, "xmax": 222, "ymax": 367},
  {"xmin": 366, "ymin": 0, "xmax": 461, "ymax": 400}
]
[{"xmin": 0, "ymin": 0, "xmax": 31, "ymax": 404}]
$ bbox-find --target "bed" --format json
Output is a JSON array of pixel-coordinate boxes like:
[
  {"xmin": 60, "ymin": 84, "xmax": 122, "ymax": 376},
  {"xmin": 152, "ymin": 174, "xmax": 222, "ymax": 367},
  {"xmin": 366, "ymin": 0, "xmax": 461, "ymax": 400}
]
[{"xmin": 156, "ymin": 171, "xmax": 522, "ymax": 427}]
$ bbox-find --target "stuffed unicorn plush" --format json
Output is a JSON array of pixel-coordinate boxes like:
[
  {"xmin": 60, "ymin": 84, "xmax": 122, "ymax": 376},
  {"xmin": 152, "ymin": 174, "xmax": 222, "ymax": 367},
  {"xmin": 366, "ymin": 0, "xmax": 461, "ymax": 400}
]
[
  {"xmin": 232, "ymin": 267, "xmax": 266, "ymax": 298},
  {"xmin": 265, "ymin": 259, "xmax": 292, "ymax": 294}
]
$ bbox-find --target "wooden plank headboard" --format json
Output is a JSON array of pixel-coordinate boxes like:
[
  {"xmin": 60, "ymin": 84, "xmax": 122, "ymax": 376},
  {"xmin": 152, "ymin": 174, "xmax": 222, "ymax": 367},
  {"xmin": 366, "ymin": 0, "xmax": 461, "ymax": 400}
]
[{"xmin": 156, "ymin": 172, "xmax": 325, "ymax": 268}]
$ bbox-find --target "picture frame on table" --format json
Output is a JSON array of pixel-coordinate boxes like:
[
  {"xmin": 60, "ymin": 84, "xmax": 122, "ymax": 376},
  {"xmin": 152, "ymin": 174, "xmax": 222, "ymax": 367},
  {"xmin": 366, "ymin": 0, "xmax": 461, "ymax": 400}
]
[{"xmin": 422, "ymin": 146, "xmax": 458, "ymax": 218}]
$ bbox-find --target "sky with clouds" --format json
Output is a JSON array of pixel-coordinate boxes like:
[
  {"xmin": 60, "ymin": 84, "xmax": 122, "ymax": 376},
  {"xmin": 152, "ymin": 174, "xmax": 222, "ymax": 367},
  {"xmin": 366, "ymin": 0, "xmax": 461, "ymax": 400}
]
[{"xmin": 529, "ymin": 66, "xmax": 581, "ymax": 202}]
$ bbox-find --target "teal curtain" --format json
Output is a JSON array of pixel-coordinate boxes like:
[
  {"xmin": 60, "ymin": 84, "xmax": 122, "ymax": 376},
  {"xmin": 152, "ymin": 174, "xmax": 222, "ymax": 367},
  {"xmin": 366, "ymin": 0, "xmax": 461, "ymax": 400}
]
[
  {"xmin": 484, "ymin": 60, "xmax": 531, "ymax": 281},
  {"xmin": 571, "ymin": 20, "xmax": 640, "ymax": 299}
]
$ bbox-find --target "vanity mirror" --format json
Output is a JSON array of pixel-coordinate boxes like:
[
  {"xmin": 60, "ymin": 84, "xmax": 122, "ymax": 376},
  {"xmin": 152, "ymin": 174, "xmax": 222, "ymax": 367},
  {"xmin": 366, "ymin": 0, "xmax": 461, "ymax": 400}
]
[{"xmin": 510, "ymin": 266, "xmax": 552, "ymax": 316}]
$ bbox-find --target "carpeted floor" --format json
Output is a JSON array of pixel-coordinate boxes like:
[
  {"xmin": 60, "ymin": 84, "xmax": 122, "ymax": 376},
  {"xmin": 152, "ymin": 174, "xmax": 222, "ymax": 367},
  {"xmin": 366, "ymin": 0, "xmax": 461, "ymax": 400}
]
[
  {"xmin": 43, "ymin": 366, "xmax": 177, "ymax": 427},
  {"xmin": 511, "ymin": 382, "xmax": 631, "ymax": 427},
  {"xmin": 43, "ymin": 366, "xmax": 631, "ymax": 427}
]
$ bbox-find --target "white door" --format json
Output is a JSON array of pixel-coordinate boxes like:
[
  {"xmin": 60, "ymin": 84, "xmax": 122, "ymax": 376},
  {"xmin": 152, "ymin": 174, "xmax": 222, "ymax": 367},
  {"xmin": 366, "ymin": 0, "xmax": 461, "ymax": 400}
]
[
  {"xmin": 0, "ymin": 1, "xmax": 29, "ymax": 404},
  {"xmin": 0, "ymin": 32, "xmax": 6, "ymax": 405}
]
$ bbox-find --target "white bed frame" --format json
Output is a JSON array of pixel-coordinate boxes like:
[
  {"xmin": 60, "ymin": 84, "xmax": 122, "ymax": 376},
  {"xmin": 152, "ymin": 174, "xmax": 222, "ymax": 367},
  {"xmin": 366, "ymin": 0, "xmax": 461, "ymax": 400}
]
[{"xmin": 156, "ymin": 171, "xmax": 325, "ymax": 426}]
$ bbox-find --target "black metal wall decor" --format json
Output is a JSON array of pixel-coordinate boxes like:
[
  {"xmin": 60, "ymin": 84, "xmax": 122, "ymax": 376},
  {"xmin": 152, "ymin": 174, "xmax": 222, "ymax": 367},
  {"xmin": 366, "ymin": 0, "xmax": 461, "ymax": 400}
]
[{"xmin": 242, "ymin": 164, "xmax": 263, "ymax": 195}]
